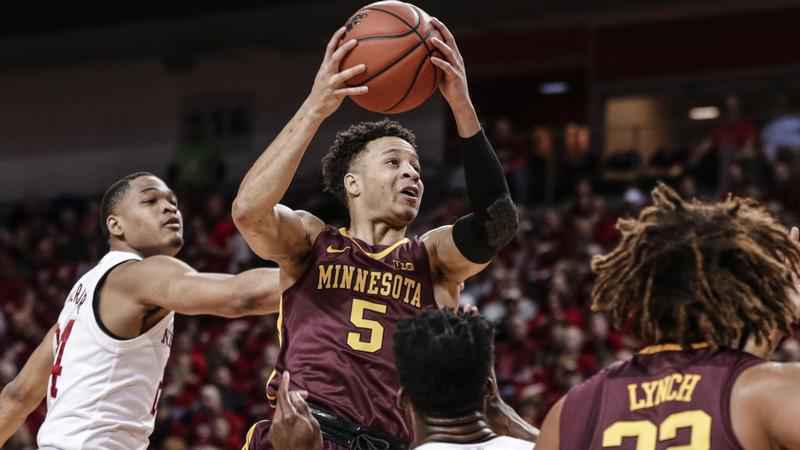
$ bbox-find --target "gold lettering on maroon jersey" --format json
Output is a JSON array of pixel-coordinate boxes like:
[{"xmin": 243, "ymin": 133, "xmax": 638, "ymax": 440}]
[
  {"xmin": 368, "ymin": 271, "xmax": 381, "ymax": 294},
  {"xmin": 315, "ymin": 263, "xmax": 424, "ymax": 309},
  {"xmin": 333, "ymin": 265, "xmax": 342, "ymax": 288},
  {"xmin": 402, "ymin": 278, "xmax": 415, "ymax": 303},
  {"xmin": 380, "ymin": 272, "xmax": 393, "ymax": 296},
  {"xmin": 341, "ymin": 266, "xmax": 355, "ymax": 290},
  {"xmin": 677, "ymin": 374, "xmax": 702, "ymax": 401},
  {"xmin": 628, "ymin": 384, "xmax": 647, "ymax": 411},
  {"xmin": 411, "ymin": 283, "xmax": 421, "ymax": 307},
  {"xmin": 391, "ymin": 275, "xmax": 403, "ymax": 298},
  {"xmin": 318, "ymin": 265, "xmax": 334, "ymax": 289},
  {"xmin": 629, "ymin": 373, "xmax": 703, "ymax": 411},
  {"xmin": 354, "ymin": 268, "xmax": 368, "ymax": 292}
]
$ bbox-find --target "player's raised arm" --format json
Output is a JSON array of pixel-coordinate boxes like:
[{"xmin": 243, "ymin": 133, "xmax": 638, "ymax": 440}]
[
  {"xmin": 0, "ymin": 325, "xmax": 56, "ymax": 446},
  {"xmin": 422, "ymin": 18, "xmax": 518, "ymax": 301},
  {"xmin": 108, "ymin": 256, "xmax": 282, "ymax": 317},
  {"xmin": 232, "ymin": 27, "xmax": 367, "ymax": 265}
]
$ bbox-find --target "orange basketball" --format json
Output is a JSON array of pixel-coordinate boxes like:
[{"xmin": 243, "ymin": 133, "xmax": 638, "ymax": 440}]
[{"xmin": 338, "ymin": 1, "xmax": 442, "ymax": 114}]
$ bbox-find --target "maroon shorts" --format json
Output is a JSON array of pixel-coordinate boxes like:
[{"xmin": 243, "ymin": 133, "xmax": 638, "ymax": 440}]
[{"xmin": 242, "ymin": 419, "xmax": 348, "ymax": 450}]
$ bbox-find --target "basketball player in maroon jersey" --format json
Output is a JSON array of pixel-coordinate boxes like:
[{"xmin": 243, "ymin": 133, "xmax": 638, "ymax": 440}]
[
  {"xmin": 233, "ymin": 19, "xmax": 534, "ymax": 450},
  {"xmin": 266, "ymin": 309, "xmax": 535, "ymax": 450},
  {"xmin": 536, "ymin": 183, "xmax": 800, "ymax": 450}
]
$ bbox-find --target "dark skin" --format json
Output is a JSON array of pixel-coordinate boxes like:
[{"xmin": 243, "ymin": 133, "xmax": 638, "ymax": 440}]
[
  {"xmin": 269, "ymin": 371, "xmax": 535, "ymax": 450},
  {"xmin": 0, "ymin": 175, "xmax": 282, "ymax": 446},
  {"xmin": 536, "ymin": 228, "xmax": 800, "ymax": 450}
]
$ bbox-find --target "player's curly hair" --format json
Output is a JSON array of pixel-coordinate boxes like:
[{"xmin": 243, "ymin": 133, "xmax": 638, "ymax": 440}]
[
  {"xmin": 321, "ymin": 118, "xmax": 417, "ymax": 206},
  {"xmin": 591, "ymin": 182, "xmax": 800, "ymax": 350},
  {"xmin": 394, "ymin": 308, "xmax": 494, "ymax": 418}
]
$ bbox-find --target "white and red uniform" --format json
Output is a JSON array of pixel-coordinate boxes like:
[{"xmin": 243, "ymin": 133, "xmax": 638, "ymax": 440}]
[{"xmin": 37, "ymin": 251, "xmax": 174, "ymax": 450}]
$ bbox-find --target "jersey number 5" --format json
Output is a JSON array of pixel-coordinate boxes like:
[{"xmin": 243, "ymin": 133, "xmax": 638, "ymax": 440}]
[
  {"xmin": 347, "ymin": 299, "xmax": 387, "ymax": 353},
  {"xmin": 50, "ymin": 319, "xmax": 76, "ymax": 398},
  {"xmin": 603, "ymin": 410, "xmax": 711, "ymax": 450}
]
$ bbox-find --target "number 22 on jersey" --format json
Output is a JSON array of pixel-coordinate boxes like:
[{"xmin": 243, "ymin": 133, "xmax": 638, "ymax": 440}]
[{"xmin": 603, "ymin": 410, "xmax": 711, "ymax": 450}]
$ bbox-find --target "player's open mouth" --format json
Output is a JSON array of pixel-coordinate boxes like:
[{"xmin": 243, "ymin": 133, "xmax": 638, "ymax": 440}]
[{"xmin": 400, "ymin": 186, "xmax": 419, "ymax": 198}]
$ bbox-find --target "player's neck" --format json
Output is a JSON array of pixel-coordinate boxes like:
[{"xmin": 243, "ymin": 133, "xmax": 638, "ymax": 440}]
[
  {"xmin": 413, "ymin": 411, "xmax": 497, "ymax": 447},
  {"xmin": 109, "ymin": 241, "xmax": 144, "ymax": 258},
  {"xmin": 346, "ymin": 219, "xmax": 407, "ymax": 246}
]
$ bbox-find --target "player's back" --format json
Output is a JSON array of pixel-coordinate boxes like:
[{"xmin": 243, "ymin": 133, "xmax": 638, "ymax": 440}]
[
  {"xmin": 268, "ymin": 226, "xmax": 437, "ymax": 442},
  {"xmin": 37, "ymin": 251, "xmax": 174, "ymax": 450},
  {"xmin": 560, "ymin": 345, "xmax": 765, "ymax": 450}
]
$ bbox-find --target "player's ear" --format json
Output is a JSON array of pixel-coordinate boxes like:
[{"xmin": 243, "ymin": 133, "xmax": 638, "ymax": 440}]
[
  {"xmin": 107, "ymin": 215, "xmax": 124, "ymax": 239},
  {"xmin": 344, "ymin": 172, "xmax": 361, "ymax": 198}
]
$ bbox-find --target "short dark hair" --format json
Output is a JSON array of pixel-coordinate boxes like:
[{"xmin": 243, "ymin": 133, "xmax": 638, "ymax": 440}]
[
  {"xmin": 321, "ymin": 119, "xmax": 417, "ymax": 206},
  {"xmin": 99, "ymin": 172, "xmax": 156, "ymax": 239},
  {"xmin": 394, "ymin": 309, "xmax": 494, "ymax": 418},
  {"xmin": 592, "ymin": 182, "xmax": 800, "ymax": 349}
]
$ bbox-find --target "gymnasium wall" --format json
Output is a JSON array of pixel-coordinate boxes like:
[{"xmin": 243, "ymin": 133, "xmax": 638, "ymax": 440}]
[{"xmin": 0, "ymin": 47, "xmax": 446, "ymax": 202}]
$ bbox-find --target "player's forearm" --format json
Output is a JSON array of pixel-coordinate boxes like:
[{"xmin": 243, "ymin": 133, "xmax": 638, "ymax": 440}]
[
  {"xmin": 451, "ymin": 129, "xmax": 518, "ymax": 263},
  {"xmin": 450, "ymin": 100, "xmax": 481, "ymax": 138},
  {"xmin": 233, "ymin": 101, "xmax": 325, "ymax": 222},
  {"xmin": 0, "ymin": 382, "xmax": 36, "ymax": 446},
  {"xmin": 231, "ymin": 268, "xmax": 282, "ymax": 316}
]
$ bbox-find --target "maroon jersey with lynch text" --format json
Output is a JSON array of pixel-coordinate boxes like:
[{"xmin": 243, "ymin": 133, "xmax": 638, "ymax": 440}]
[
  {"xmin": 266, "ymin": 226, "xmax": 437, "ymax": 442},
  {"xmin": 560, "ymin": 345, "xmax": 765, "ymax": 450}
]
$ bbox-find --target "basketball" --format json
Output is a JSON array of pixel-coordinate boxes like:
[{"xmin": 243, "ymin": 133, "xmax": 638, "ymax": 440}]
[{"xmin": 338, "ymin": 1, "xmax": 442, "ymax": 114}]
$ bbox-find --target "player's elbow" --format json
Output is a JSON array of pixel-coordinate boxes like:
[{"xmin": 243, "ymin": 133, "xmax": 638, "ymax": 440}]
[
  {"xmin": 231, "ymin": 196, "xmax": 256, "ymax": 231},
  {"xmin": 486, "ymin": 194, "xmax": 519, "ymax": 249}
]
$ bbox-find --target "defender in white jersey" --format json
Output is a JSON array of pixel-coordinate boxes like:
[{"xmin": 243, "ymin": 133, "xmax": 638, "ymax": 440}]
[
  {"xmin": 0, "ymin": 172, "xmax": 282, "ymax": 450},
  {"xmin": 266, "ymin": 309, "xmax": 536, "ymax": 450}
]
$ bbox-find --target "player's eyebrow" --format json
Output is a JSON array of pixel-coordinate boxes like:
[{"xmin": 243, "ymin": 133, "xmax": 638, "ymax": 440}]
[
  {"xmin": 381, "ymin": 148, "xmax": 419, "ymax": 163},
  {"xmin": 140, "ymin": 187, "xmax": 175, "ymax": 197}
]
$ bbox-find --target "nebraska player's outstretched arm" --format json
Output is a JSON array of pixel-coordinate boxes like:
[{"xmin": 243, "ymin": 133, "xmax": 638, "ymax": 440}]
[
  {"xmin": 232, "ymin": 28, "xmax": 366, "ymax": 275},
  {"xmin": 0, "ymin": 325, "xmax": 56, "ymax": 446},
  {"xmin": 422, "ymin": 17, "xmax": 519, "ymax": 308},
  {"xmin": 107, "ymin": 256, "xmax": 281, "ymax": 317}
]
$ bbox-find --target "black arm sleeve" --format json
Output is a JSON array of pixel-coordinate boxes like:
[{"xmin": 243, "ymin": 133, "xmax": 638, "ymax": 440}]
[{"xmin": 452, "ymin": 129, "xmax": 519, "ymax": 264}]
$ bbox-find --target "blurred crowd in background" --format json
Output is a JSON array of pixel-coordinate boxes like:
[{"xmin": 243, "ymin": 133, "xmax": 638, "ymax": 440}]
[{"xmin": 3, "ymin": 95, "xmax": 800, "ymax": 450}]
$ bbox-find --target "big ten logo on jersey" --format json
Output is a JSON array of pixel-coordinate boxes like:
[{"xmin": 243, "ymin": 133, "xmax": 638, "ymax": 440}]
[
  {"xmin": 393, "ymin": 259, "xmax": 414, "ymax": 271},
  {"xmin": 67, "ymin": 283, "xmax": 88, "ymax": 311}
]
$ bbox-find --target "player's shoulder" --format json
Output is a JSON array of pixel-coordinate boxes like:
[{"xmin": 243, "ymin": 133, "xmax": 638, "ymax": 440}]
[
  {"xmin": 121, "ymin": 254, "xmax": 192, "ymax": 274},
  {"xmin": 105, "ymin": 254, "xmax": 194, "ymax": 290},
  {"xmin": 562, "ymin": 359, "xmax": 627, "ymax": 411},
  {"xmin": 419, "ymin": 224, "xmax": 451, "ymax": 242},
  {"xmin": 735, "ymin": 361, "xmax": 800, "ymax": 394},
  {"xmin": 731, "ymin": 361, "xmax": 800, "ymax": 420},
  {"xmin": 294, "ymin": 209, "xmax": 325, "ymax": 237}
]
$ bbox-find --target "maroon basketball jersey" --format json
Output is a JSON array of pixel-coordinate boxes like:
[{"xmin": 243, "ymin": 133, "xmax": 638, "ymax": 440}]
[
  {"xmin": 266, "ymin": 226, "xmax": 437, "ymax": 442},
  {"xmin": 560, "ymin": 345, "xmax": 765, "ymax": 450}
]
